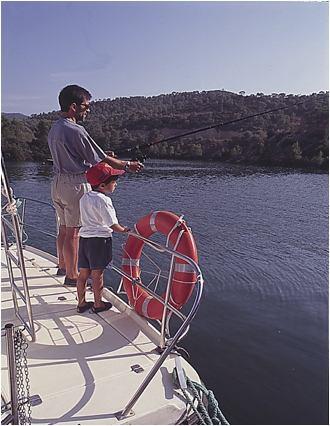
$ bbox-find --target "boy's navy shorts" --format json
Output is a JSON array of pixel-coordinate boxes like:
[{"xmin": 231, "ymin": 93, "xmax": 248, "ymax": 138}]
[{"xmin": 78, "ymin": 237, "xmax": 112, "ymax": 270}]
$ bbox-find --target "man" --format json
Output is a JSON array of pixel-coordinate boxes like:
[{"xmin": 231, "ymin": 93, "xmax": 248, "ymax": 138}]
[{"xmin": 48, "ymin": 84, "xmax": 143, "ymax": 286}]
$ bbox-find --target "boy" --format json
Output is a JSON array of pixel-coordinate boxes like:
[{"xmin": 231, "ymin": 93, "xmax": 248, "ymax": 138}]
[{"xmin": 76, "ymin": 162, "xmax": 130, "ymax": 313}]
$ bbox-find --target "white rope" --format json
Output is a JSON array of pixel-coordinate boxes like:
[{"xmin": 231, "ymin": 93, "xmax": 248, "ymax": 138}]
[
  {"xmin": 121, "ymin": 245, "xmax": 139, "ymax": 303},
  {"xmin": 149, "ymin": 211, "xmax": 160, "ymax": 232},
  {"xmin": 174, "ymin": 263, "xmax": 196, "ymax": 273},
  {"xmin": 4, "ymin": 199, "xmax": 18, "ymax": 215},
  {"xmin": 166, "ymin": 215, "xmax": 185, "ymax": 248}
]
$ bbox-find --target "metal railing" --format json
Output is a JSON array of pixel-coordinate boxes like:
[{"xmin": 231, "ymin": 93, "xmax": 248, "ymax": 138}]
[
  {"xmin": 16, "ymin": 197, "xmax": 58, "ymax": 240},
  {"xmin": 1, "ymin": 157, "xmax": 36, "ymax": 341},
  {"xmin": 1, "ymin": 196, "xmax": 58, "ymax": 245}
]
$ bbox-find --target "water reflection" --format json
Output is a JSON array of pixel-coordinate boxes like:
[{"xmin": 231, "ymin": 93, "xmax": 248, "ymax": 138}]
[{"xmin": 6, "ymin": 159, "xmax": 326, "ymax": 183}]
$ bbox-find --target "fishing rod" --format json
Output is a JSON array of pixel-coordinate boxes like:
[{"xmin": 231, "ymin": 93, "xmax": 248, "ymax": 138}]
[{"xmin": 115, "ymin": 101, "xmax": 305, "ymax": 162}]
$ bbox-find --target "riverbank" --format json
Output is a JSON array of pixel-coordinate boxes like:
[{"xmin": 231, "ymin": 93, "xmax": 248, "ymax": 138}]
[{"xmin": 2, "ymin": 90, "xmax": 328, "ymax": 170}]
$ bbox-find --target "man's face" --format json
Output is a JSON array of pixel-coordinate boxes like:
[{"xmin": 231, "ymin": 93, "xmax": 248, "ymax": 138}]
[{"xmin": 75, "ymin": 97, "xmax": 91, "ymax": 122}]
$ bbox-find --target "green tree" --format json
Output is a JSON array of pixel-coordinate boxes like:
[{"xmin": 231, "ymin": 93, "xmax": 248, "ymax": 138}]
[
  {"xmin": 1, "ymin": 116, "xmax": 34, "ymax": 161},
  {"xmin": 190, "ymin": 143, "xmax": 203, "ymax": 158},
  {"xmin": 291, "ymin": 141, "xmax": 302, "ymax": 161},
  {"xmin": 32, "ymin": 120, "xmax": 51, "ymax": 161}
]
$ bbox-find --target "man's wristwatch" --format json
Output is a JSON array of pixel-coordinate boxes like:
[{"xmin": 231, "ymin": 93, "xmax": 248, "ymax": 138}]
[{"xmin": 124, "ymin": 161, "xmax": 131, "ymax": 171}]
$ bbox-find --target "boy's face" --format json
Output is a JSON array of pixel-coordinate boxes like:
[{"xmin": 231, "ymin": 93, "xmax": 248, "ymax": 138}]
[{"xmin": 100, "ymin": 179, "xmax": 117, "ymax": 194}]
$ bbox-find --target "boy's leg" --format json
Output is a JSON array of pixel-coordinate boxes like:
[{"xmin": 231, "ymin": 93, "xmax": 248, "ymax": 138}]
[
  {"xmin": 91, "ymin": 269, "xmax": 105, "ymax": 309},
  {"xmin": 77, "ymin": 268, "xmax": 91, "ymax": 307},
  {"xmin": 89, "ymin": 237, "xmax": 112, "ymax": 310}
]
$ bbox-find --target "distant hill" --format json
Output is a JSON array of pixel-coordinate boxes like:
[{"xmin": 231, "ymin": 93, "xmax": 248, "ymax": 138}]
[
  {"xmin": 1, "ymin": 90, "xmax": 329, "ymax": 169},
  {"xmin": 2, "ymin": 112, "xmax": 29, "ymax": 120}
]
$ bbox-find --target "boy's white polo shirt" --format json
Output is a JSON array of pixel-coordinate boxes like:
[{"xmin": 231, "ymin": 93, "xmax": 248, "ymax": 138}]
[{"xmin": 79, "ymin": 191, "xmax": 118, "ymax": 238}]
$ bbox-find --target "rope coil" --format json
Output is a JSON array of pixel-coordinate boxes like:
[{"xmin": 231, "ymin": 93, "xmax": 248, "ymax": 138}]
[
  {"xmin": 5, "ymin": 199, "xmax": 18, "ymax": 215},
  {"xmin": 173, "ymin": 366, "xmax": 229, "ymax": 425}
]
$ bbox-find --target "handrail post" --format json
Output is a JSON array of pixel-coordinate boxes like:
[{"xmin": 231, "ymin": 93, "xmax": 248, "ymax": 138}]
[
  {"xmin": 20, "ymin": 198, "xmax": 27, "ymax": 243},
  {"xmin": 159, "ymin": 254, "xmax": 176, "ymax": 349},
  {"xmin": 5, "ymin": 324, "xmax": 19, "ymax": 425},
  {"xmin": 160, "ymin": 229, "xmax": 185, "ymax": 349}
]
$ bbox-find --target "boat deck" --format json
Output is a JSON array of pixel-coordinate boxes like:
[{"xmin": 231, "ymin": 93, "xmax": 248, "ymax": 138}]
[{"xmin": 1, "ymin": 245, "xmax": 200, "ymax": 424}]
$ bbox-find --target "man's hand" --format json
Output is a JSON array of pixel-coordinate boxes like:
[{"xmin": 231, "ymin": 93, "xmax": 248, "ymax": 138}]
[
  {"xmin": 105, "ymin": 151, "xmax": 116, "ymax": 157},
  {"xmin": 128, "ymin": 161, "xmax": 144, "ymax": 173},
  {"xmin": 103, "ymin": 156, "xmax": 144, "ymax": 172}
]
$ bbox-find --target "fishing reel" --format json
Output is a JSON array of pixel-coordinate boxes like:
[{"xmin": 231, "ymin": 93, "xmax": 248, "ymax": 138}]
[
  {"xmin": 127, "ymin": 146, "xmax": 148, "ymax": 164},
  {"xmin": 113, "ymin": 146, "xmax": 147, "ymax": 164}
]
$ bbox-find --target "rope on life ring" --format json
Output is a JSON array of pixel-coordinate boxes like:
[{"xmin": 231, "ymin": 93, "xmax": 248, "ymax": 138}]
[{"xmin": 121, "ymin": 211, "xmax": 198, "ymax": 320}]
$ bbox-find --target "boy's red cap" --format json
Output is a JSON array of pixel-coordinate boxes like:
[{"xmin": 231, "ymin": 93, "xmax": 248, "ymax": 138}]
[{"xmin": 86, "ymin": 162, "xmax": 125, "ymax": 186}]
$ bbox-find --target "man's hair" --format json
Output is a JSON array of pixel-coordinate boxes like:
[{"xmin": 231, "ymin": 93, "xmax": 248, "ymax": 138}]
[{"xmin": 58, "ymin": 85, "xmax": 92, "ymax": 112}]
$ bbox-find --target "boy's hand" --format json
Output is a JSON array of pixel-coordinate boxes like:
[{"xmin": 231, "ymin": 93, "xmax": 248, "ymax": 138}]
[{"xmin": 111, "ymin": 224, "xmax": 130, "ymax": 233}]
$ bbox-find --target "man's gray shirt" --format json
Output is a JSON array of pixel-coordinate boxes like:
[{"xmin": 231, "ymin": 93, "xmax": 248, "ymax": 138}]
[{"xmin": 48, "ymin": 118, "xmax": 106, "ymax": 174}]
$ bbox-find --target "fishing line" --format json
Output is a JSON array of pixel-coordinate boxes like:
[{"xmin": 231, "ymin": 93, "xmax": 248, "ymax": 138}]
[{"xmin": 115, "ymin": 100, "xmax": 306, "ymax": 161}]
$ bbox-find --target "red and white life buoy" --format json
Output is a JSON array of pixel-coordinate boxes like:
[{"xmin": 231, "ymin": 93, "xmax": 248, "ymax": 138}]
[{"xmin": 121, "ymin": 211, "xmax": 198, "ymax": 320}]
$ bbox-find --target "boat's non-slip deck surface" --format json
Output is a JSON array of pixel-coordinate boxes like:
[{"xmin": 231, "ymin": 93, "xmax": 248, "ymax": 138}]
[{"xmin": 1, "ymin": 246, "xmax": 199, "ymax": 424}]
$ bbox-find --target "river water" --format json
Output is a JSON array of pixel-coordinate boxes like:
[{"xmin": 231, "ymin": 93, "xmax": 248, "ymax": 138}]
[{"xmin": 4, "ymin": 160, "xmax": 329, "ymax": 425}]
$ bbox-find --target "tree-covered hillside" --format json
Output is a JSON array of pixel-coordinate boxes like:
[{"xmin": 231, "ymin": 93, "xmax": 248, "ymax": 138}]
[{"xmin": 2, "ymin": 90, "xmax": 328, "ymax": 170}]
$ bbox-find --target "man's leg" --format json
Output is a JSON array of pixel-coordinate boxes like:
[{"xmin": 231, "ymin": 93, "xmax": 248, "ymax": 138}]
[
  {"xmin": 57, "ymin": 225, "xmax": 66, "ymax": 271},
  {"xmin": 61, "ymin": 177, "xmax": 90, "ymax": 281},
  {"xmin": 51, "ymin": 177, "xmax": 67, "ymax": 274},
  {"xmin": 63, "ymin": 227, "xmax": 80, "ymax": 280}
]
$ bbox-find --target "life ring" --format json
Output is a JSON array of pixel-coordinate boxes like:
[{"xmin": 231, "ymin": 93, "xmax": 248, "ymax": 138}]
[{"xmin": 121, "ymin": 211, "xmax": 198, "ymax": 320}]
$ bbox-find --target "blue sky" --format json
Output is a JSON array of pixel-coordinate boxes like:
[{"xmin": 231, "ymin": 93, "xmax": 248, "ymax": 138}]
[{"xmin": 1, "ymin": 1, "xmax": 329, "ymax": 115}]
